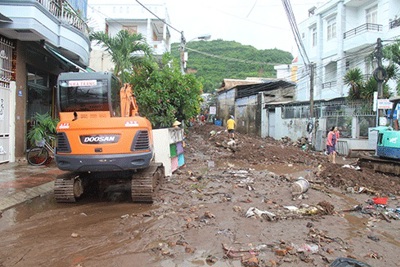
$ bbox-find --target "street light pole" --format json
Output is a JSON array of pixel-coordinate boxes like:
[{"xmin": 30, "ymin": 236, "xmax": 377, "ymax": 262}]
[
  {"xmin": 179, "ymin": 33, "xmax": 211, "ymax": 74},
  {"xmin": 180, "ymin": 31, "xmax": 186, "ymax": 74}
]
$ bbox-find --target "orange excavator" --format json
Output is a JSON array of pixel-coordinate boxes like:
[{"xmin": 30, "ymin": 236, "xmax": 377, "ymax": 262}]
[{"xmin": 54, "ymin": 72, "xmax": 164, "ymax": 203}]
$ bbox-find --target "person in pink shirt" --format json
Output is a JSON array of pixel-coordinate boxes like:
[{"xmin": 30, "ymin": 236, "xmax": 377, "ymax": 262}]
[{"xmin": 326, "ymin": 126, "xmax": 339, "ymax": 163}]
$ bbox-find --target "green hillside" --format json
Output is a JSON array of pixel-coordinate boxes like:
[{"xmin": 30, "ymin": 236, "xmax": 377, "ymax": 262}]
[{"xmin": 170, "ymin": 39, "xmax": 293, "ymax": 93}]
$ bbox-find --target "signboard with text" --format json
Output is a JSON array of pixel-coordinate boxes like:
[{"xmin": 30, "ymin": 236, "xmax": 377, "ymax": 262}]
[{"xmin": 377, "ymin": 99, "xmax": 393, "ymax": 109}]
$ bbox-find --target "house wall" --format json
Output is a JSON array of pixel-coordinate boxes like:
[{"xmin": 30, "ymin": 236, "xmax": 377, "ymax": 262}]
[
  {"xmin": 87, "ymin": 0, "xmax": 170, "ymax": 72},
  {"xmin": 217, "ymin": 89, "xmax": 235, "ymax": 123},
  {"xmin": 265, "ymin": 107, "xmax": 310, "ymax": 141},
  {"xmin": 235, "ymin": 95, "xmax": 259, "ymax": 135}
]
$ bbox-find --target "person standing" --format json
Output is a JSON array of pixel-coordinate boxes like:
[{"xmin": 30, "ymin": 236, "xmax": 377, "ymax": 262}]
[
  {"xmin": 326, "ymin": 126, "xmax": 339, "ymax": 163},
  {"xmin": 226, "ymin": 115, "xmax": 236, "ymax": 139}
]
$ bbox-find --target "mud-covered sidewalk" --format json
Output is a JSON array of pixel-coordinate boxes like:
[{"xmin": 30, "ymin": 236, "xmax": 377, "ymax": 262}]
[
  {"xmin": 0, "ymin": 124, "xmax": 399, "ymax": 267},
  {"xmin": 0, "ymin": 161, "xmax": 64, "ymax": 212}
]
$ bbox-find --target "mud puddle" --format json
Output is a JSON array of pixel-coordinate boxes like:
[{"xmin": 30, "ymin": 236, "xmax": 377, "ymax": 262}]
[{"xmin": 0, "ymin": 183, "xmax": 154, "ymax": 231}]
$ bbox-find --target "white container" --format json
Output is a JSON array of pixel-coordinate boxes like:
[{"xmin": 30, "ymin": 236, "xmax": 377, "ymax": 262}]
[{"xmin": 292, "ymin": 177, "xmax": 310, "ymax": 195}]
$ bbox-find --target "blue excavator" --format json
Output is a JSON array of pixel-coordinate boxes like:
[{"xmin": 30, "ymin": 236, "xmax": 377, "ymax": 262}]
[{"xmin": 358, "ymin": 96, "xmax": 400, "ymax": 175}]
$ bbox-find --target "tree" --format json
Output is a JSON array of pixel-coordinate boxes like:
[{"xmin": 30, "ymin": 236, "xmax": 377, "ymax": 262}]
[
  {"xmin": 171, "ymin": 40, "xmax": 293, "ymax": 93},
  {"xmin": 362, "ymin": 76, "xmax": 390, "ymax": 101},
  {"xmin": 130, "ymin": 53, "xmax": 203, "ymax": 128},
  {"xmin": 382, "ymin": 39, "xmax": 400, "ymax": 95},
  {"xmin": 90, "ymin": 30, "xmax": 204, "ymax": 128},
  {"xmin": 90, "ymin": 30, "xmax": 153, "ymax": 83},
  {"xmin": 343, "ymin": 68, "xmax": 364, "ymax": 100},
  {"xmin": 344, "ymin": 68, "xmax": 390, "ymax": 101}
]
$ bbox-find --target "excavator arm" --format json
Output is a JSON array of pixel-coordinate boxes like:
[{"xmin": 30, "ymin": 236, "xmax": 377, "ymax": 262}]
[{"xmin": 120, "ymin": 83, "xmax": 139, "ymax": 117}]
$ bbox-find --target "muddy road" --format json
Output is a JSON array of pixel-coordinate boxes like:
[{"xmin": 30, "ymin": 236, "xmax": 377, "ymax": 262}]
[{"xmin": 0, "ymin": 124, "xmax": 399, "ymax": 267}]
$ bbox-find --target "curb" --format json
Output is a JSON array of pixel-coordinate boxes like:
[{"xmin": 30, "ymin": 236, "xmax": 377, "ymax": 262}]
[{"xmin": 0, "ymin": 181, "xmax": 54, "ymax": 212}]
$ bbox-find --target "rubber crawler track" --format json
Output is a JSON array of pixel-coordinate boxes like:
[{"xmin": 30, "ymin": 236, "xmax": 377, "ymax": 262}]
[
  {"xmin": 131, "ymin": 163, "xmax": 164, "ymax": 203},
  {"xmin": 54, "ymin": 172, "xmax": 80, "ymax": 203}
]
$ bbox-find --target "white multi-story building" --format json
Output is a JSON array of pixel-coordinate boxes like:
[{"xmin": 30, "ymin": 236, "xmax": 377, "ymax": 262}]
[
  {"xmin": 87, "ymin": 0, "xmax": 171, "ymax": 72},
  {"xmin": 295, "ymin": 0, "xmax": 400, "ymax": 102}
]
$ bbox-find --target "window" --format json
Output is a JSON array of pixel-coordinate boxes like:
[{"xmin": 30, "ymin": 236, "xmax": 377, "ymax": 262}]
[
  {"xmin": 58, "ymin": 78, "xmax": 109, "ymax": 112},
  {"xmin": 122, "ymin": 26, "xmax": 137, "ymax": 34},
  {"xmin": 327, "ymin": 18, "xmax": 336, "ymax": 40},
  {"xmin": 366, "ymin": 5, "xmax": 377, "ymax": 24},
  {"xmin": 311, "ymin": 27, "xmax": 317, "ymax": 47}
]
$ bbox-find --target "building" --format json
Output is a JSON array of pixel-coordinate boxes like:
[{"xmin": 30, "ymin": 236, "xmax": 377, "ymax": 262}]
[
  {"xmin": 0, "ymin": 0, "xmax": 90, "ymax": 162},
  {"xmin": 275, "ymin": 0, "xmax": 400, "ymax": 153},
  {"xmin": 87, "ymin": 0, "xmax": 171, "ymax": 72},
  {"xmin": 217, "ymin": 78, "xmax": 295, "ymax": 137},
  {"xmin": 273, "ymin": 57, "xmax": 298, "ymax": 83},
  {"xmin": 295, "ymin": 0, "xmax": 400, "ymax": 102}
]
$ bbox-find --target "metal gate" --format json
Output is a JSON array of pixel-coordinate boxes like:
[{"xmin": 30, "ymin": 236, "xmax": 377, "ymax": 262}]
[{"xmin": 0, "ymin": 85, "xmax": 10, "ymax": 163}]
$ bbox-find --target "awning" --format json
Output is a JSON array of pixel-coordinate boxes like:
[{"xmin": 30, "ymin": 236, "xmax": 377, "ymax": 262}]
[
  {"xmin": 0, "ymin": 13, "xmax": 13, "ymax": 23},
  {"xmin": 43, "ymin": 44, "xmax": 87, "ymax": 73}
]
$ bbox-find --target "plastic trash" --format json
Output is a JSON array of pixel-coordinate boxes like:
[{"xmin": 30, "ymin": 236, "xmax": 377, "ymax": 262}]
[
  {"xmin": 296, "ymin": 243, "xmax": 319, "ymax": 254},
  {"xmin": 245, "ymin": 207, "xmax": 276, "ymax": 220},
  {"xmin": 292, "ymin": 177, "xmax": 310, "ymax": 195},
  {"xmin": 330, "ymin": 257, "xmax": 372, "ymax": 267}
]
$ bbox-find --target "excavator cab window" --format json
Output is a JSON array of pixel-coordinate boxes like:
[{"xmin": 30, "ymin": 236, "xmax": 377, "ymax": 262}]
[
  {"xmin": 58, "ymin": 78, "xmax": 110, "ymax": 112},
  {"xmin": 377, "ymin": 132, "xmax": 383, "ymax": 145}
]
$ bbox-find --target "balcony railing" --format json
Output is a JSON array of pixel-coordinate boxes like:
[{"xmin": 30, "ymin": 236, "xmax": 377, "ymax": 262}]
[
  {"xmin": 343, "ymin": 23, "xmax": 382, "ymax": 39},
  {"xmin": 390, "ymin": 18, "xmax": 400, "ymax": 29},
  {"xmin": 322, "ymin": 81, "xmax": 337, "ymax": 89},
  {"xmin": 36, "ymin": 0, "xmax": 89, "ymax": 37}
]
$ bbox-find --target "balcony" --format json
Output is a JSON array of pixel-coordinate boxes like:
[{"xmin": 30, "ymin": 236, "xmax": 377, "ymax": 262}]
[
  {"xmin": 322, "ymin": 81, "xmax": 337, "ymax": 89},
  {"xmin": 38, "ymin": 0, "xmax": 89, "ymax": 36},
  {"xmin": 343, "ymin": 23, "xmax": 382, "ymax": 39},
  {"xmin": 0, "ymin": 0, "xmax": 90, "ymax": 65},
  {"xmin": 343, "ymin": 23, "xmax": 383, "ymax": 52},
  {"xmin": 390, "ymin": 17, "xmax": 400, "ymax": 29}
]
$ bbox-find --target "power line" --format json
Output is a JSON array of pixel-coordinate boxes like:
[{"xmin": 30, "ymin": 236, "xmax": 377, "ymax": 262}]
[
  {"xmin": 282, "ymin": 0, "xmax": 310, "ymax": 66},
  {"xmin": 135, "ymin": 0, "xmax": 181, "ymax": 34}
]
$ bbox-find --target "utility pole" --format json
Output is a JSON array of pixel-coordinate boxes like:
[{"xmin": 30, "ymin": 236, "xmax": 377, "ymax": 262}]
[
  {"xmin": 309, "ymin": 62, "xmax": 316, "ymax": 147},
  {"xmin": 309, "ymin": 63, "xmax": 315, "ymax": 118},
  {"xmin": 373, "ymin": 38, "xmax": 386, "ymax": 126}
]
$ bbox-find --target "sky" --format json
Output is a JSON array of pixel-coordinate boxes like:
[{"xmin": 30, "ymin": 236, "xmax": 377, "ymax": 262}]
[{"xmin": 164, "ymin": 0, "xmax": 326, "ymax": 56}]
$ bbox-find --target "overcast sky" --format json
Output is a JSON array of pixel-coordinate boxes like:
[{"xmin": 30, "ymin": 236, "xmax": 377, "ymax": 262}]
[{"xmin": 165, "ymin": 0, "xmax": 326, "ymax": 56}]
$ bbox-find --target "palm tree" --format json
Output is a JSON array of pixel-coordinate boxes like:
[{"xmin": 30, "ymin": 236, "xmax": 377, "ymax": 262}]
[
  {"xmin": 343, "ymin": 68, "xmax": 364, "ymax": 100},
  {"xmin": 362, "ymin": 76, "xmax": 391, "ymax": 101},
  {"xmin": 90, "ymin": 30, "xmax": 153, "ymax": 83}
]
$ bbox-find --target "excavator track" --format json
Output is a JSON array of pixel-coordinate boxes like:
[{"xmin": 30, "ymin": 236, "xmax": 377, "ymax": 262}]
[
  {"xmin": 358, "ymin": 155, "xmax": 400, "ymax": 176},
  {"xmin": 131, "ymin": 162, "xmax": 164, "ymax": 203},
  {"xmin": 54, "ymin": 172, "xmax": 83, "ymax": 203}
]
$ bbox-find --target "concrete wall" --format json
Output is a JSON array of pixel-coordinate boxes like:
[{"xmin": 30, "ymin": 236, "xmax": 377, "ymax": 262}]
[
  {"xmin": 217, "ymin": 89, "xmax": 235, "ymax": 123},
  {"xmin": 235, "ymin": 95, "xmax": 259, "ymax": 135}
]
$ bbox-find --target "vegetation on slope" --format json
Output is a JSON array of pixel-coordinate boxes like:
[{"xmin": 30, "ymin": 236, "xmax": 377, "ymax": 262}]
[{"xmin": 171, "ymin": 39, "xmax": 294, "ymax": 93}]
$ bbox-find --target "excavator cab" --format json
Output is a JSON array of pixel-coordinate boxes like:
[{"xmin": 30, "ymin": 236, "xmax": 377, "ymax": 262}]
[{"xmin": 375, "ymin": 97, "xmax": 400, "ymax": 160}]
